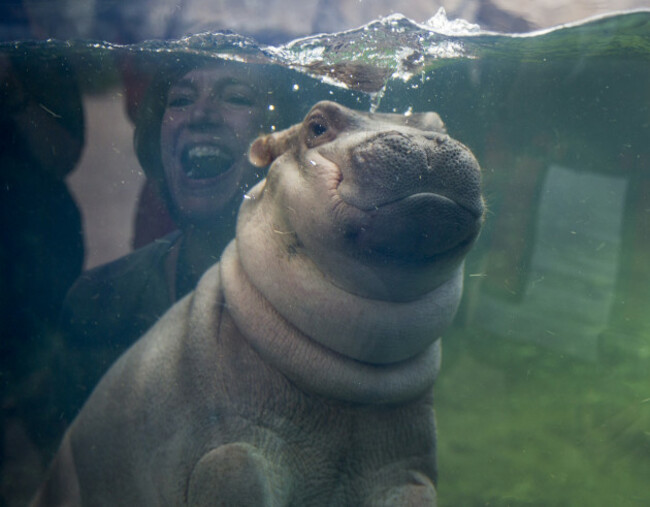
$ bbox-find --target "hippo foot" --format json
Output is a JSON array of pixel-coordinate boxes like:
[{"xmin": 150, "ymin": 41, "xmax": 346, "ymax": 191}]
[
  {"xmin": 187, "ymin": 442, "xmax": 291, "ymax": 507},
  {"xmin": 364, "ymin": 470, "xmax": 437, "ymax": 507}
]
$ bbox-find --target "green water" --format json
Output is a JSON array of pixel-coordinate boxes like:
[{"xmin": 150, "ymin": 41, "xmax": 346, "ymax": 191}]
[
  {"xmin": 417, "ymin": 14, "xmax": 650, "ymax": 505},
  {"xmin": 2, "ymin": 9, "xmax": 649, "ymax": 506}
]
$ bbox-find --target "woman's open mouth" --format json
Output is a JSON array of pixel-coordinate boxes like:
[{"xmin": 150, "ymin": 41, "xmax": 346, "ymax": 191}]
[{"xmin": 181, "ymin": 145, "xmax": 235, "ymax": 179}]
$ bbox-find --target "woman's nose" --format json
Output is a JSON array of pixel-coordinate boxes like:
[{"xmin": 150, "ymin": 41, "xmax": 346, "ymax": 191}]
[{"xmin": 189, "ymin": 97, "xmax": 224, "ymax": 126}]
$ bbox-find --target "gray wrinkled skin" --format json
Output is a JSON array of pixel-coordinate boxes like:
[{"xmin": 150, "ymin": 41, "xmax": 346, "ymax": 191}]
[{"xmin": 32, "ymin": 101, "xmax": 483, "ymax": 506}]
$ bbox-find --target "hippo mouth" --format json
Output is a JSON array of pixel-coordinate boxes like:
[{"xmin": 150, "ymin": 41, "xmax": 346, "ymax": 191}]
[
  {"xmin": 347, "ymin": 190, "xmax": 481, "ymax": 216},
  {"xmin": 180, "ymin": 145, "xmax": 235, "ymax": 179},
  {"xmin": 343, "ymin": 191, "xmax": 483, "ymax": 260}
]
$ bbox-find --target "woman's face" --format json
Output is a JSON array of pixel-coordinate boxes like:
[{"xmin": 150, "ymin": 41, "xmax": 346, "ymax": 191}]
[{"xmin": 160, "ymin": 64, "xmax": 264, "ymax": 225}]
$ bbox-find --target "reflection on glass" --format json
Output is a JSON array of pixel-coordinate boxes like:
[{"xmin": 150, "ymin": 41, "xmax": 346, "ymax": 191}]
[{"xmin": 57, "ymin": 60, "xmax": 273, "ymax": 429}]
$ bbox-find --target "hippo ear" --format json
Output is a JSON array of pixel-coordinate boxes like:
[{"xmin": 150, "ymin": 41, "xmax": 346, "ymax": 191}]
[
  {"xmin": 248, "ymin": 124, "xmax": 301, "ymax": 168},
  {"xmin": 405, "ymin": 112, "xmax": 447, "ymax": 133}
]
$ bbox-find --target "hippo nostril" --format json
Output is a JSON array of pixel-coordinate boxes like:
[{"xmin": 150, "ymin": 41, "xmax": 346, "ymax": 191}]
[
  {"xmin": 357, "ymin": 133, "xmax": 427, "ymax": 163},
  {"xmin": 352, "ymin": 151, "xmax": 367, "ymax": 165},
  {"xmin": 420, "ymin": 133, "xmax": 450, "ymax": 151},
  {"xmin": 351, "ymin": 137, "xmax": 428, "ymax": 187}
]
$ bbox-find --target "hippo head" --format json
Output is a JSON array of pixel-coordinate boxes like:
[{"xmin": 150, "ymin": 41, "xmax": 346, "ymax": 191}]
[
  {"xmin": 248, "ymin": 101, "xmax": 483, "ymax": 296},
  {"xmin": 230, "ymin": 101, "xmax": 483, "ymax": 367}
]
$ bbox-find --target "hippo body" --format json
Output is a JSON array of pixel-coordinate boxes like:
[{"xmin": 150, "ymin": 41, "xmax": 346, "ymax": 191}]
[{"xmin": 33, "ymin": 101, "xmax": 483, "ymax": 506}]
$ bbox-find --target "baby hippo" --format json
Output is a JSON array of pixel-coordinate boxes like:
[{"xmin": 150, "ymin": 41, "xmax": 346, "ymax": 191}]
[{"xmin": 33, "ymin": 101, "xmax": 484, "ymax": 506}]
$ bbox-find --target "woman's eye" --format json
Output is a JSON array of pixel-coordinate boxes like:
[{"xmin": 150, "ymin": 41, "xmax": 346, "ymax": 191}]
[
  {"xmin": 225, "ymin": 94, "xmax": 254, "ymax": 107},
  {"xmin": 167, "ymin": 95, "xmax": 193, "ymax": 108}
]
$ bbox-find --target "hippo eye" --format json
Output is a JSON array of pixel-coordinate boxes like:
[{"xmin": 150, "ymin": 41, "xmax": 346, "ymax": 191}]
[
  {"xmin": 310, "ymin": 121, "xmax": 328, "ymax": 137},
  {"xmin": 306, "ymin": 113, "xmax": 334, "ymax": 148}
]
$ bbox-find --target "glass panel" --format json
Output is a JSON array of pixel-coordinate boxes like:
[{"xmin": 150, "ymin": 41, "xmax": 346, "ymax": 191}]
[{"xmin": 1, "ymin": 3, "xmax": 649, "ymax": 506}]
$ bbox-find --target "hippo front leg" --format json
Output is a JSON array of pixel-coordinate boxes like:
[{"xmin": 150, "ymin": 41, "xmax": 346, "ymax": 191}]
[
  {"xmin": 363, "ymin": 465, "xmax": 437, "ymax": 507},
  {"xmin": 187, "ymin": 442, "xmax": 293, "ymax": 507}
]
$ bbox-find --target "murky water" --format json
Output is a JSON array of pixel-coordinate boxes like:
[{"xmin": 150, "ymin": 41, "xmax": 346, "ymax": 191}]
[{"xmin": 1, "ymin": 9, "xmax": 649, "ymax": 506}]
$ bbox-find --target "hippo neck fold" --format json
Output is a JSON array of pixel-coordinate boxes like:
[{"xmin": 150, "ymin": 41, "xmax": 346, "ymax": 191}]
[
  {"xmin": 220, "ymin": 242, "xmax": 442, "ymax": 404},
  {"xmin": 234, "ymin": 206, "xmax": 464, "ymax": 364}
]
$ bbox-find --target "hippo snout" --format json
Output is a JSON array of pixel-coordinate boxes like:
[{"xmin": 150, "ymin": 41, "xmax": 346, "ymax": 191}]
[
  {"xmin": 349, "ymin": 131, "xmax": 430, "ymax": 199},
  {"xmin": 353, "ymin": 131, "xmax": 431, "ymax": 173},
  {"xmin": 343, "ymin": 131, "xmax": 483, "ymax": 219}
]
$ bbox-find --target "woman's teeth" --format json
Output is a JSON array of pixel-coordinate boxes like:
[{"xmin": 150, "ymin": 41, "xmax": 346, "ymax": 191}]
[{"xmin": 182, "ymin": 145, "xmax": 233, "ymax": 179}]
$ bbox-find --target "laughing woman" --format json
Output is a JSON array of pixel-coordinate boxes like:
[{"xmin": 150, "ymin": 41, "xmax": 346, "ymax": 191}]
[{"xmin": 56, "ymin": 58, "xmax": 273, "ymax": 425}]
